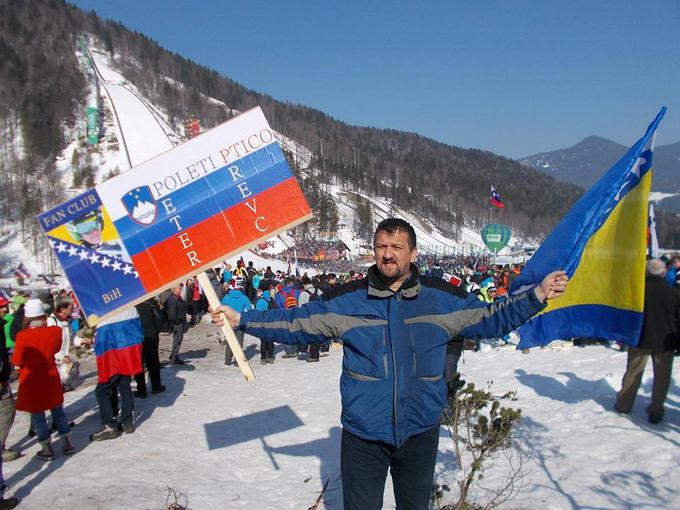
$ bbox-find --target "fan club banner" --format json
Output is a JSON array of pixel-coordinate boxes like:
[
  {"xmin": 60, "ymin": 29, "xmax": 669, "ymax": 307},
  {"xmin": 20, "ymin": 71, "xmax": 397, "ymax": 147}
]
[{"xmin": 38, "ymin": 107, "xmax": 312, "ymax": 323}]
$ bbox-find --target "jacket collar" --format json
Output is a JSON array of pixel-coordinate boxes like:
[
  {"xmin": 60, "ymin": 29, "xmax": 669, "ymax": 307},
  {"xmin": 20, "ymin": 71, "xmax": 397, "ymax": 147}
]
[{"xmin": 367, "ymin": 264, "xmax": 421, "ymax": 299}]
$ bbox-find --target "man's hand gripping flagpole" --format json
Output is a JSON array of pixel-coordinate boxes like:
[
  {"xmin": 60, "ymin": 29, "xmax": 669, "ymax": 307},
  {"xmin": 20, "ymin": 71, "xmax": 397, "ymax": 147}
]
[{"xmin": 197, "ymin": 272, "xmax": 254, "ymax": 381}]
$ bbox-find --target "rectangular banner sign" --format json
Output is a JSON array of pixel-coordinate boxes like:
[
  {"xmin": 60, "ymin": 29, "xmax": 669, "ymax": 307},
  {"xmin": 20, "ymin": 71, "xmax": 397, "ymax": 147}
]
[{"xmin": 38, "ymin": 107, "xmax": 312, "ymax": 323}]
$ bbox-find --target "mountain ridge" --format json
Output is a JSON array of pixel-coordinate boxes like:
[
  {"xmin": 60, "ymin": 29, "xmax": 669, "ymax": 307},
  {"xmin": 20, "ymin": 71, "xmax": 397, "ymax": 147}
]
[{"xmin": 519, "ymin": 135, "xmax": 680, "ymax": 196}]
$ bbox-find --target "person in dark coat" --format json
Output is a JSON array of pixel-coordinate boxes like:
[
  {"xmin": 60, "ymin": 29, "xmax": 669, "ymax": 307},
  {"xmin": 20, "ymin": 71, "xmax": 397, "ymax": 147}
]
[
  {"xmin": 134, "ymin": 299, "xmax": 165, "ymax": 397},
  {"xmin": 166, "ymin": 284, "xmax": 188, "ymax": 365},
  {"xmin": 615, "ymin": 258, "xmax": 680, "ymax": 423}
]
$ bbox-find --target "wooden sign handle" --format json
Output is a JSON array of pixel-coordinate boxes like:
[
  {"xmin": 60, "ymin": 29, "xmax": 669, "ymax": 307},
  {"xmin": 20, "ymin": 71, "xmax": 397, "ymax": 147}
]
[{"xmin": 196, "ymin": 272, "xmax": 255, "ymax": 381}]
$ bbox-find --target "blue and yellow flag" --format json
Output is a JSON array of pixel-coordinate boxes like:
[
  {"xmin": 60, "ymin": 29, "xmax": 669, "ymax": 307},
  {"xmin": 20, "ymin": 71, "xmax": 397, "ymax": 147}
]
[{"xmin": 511, "ymin": 107, "xmax": 666, "ymax": 349}]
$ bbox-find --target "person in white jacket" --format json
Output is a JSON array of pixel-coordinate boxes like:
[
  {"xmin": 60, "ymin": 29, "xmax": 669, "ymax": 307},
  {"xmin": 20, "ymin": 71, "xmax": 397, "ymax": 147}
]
[{"xmin": 46, "ymin": 297, "xmax": 80, "ymax": 391}]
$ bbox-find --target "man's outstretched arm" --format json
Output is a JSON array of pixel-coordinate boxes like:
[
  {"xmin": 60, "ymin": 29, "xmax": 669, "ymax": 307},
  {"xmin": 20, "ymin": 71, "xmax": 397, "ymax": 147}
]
[
  {"xmin": 212, "ymin": 299, "xmax": 337, "ymax": 346},
  {"xmin": 433, "ymin": 270, "xmax": 569, "ymax": 339}
]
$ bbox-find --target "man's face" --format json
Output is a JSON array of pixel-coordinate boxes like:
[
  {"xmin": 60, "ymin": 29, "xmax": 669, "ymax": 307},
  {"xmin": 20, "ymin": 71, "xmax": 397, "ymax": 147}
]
[
  {"xmin": 172, "ymin": 285, "xmax": 182, "ymax": 296},
  {"xmin": 57, "ymin": 304, "xmax": 73, "ymax": 319},
  {"xmin": 374, "ymin": 229, "xmax": 417, "ymax": 283}
]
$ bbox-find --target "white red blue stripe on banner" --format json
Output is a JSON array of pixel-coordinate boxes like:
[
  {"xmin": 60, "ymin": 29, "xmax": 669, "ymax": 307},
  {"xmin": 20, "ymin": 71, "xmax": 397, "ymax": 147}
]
[{"xmin": 38, "ymin": 107, "xmax": 312, "ymax": 323}]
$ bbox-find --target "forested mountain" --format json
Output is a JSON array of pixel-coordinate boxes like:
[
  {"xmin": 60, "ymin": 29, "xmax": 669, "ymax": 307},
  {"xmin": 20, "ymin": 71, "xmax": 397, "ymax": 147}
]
[{"xmin": 1, "ymin": 0, "xmax": 679, "ymax": 251}]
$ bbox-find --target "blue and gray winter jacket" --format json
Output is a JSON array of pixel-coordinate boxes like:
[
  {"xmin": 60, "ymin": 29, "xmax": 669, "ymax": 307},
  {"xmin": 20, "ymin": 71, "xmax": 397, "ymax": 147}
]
[{"xmin": 239, "ymin": 264, "xmax": 545, "ymax": 446}]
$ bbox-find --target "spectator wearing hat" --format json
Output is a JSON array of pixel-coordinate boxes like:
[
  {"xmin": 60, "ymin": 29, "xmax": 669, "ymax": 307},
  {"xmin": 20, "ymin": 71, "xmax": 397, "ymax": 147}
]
[
  {"xmin": 12, "ymin": 299, "xmax": 74, "ymax": 460},
  {"xmin": 477, "ymin": 282, "xmax": 511, "ymax": 346},
  {"xmin": 220, "ymin": 277, "xmax": 253, "ymax": 366},
  {"xmin": 276, "ymin": 277, "xmax": 301, "ymax": 359},
  {"xmin": 478, "ymin": 281, "xmax": 498, "ymax": 304},
  {"xmin": 254, "ymin": 285, "xmax": 277, "ymax": 364}
]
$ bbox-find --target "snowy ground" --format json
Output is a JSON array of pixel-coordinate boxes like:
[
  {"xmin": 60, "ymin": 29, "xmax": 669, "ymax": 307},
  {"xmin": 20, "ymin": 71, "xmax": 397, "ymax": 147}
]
[{"xmin": 3, "ymin": 322, "xmax": 679, "ymax": 509}]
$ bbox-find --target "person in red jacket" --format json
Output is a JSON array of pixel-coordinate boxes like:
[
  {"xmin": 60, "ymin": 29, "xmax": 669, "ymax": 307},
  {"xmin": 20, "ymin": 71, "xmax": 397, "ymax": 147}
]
[{"xmin": 12, "ymin": 299, "xmax": 74, "ymax": 460}]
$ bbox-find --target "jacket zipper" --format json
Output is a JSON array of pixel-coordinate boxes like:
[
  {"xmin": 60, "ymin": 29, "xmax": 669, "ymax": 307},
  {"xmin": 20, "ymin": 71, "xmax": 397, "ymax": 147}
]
[
  {"xmin": 410, "ymin": 327, "xmax": 417, "ymax": 377},
  {"xmin": 389, "ymin": 296, "xmax": 398, "ymax": 443}
]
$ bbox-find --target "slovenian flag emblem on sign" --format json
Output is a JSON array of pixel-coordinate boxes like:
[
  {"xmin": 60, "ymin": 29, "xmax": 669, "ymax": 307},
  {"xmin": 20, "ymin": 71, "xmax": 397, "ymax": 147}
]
[{"xmin": 489, "ymin": 186, "xmax": 504, "ymax": 209}]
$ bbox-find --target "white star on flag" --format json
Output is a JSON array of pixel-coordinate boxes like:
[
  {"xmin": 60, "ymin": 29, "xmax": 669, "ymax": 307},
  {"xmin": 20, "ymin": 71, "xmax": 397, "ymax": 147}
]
[
  {"xmin": 133, "ymin": 270, "xmax": 139, "ymax": 279},
  {"xmin": 67, "ymin": 246, "xmax": 78, "ymax": 257},
  {"xmin": 90, "ymin": 253, "xmax": 100, "ymax": 265},
  {"xmin": 78, "ymin": 249, "xmax": 89, "ymax": 260},
  {"xmin": 100, "ymin": 257, "xmax": 111, "ymax": 268},
  {"xmin": 56, "ymin": 242, "xmax": 67, "ymax": 253},
  {"xmin": 122, "ymin": 264, "xmax": 133, "ymax": 275},
  {"xmin": 111, "ymin": 260, "xmax": 122, "ymax": 272},
  {"xmin": 49, "ymin": 239, "xmax": 57, "ymax": 247}
]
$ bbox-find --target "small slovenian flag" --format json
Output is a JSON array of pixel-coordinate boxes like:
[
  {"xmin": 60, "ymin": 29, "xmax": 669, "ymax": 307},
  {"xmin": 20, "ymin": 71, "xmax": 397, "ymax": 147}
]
[{"xmin": 489, "ymin": 186, "xmax": 504, "ymax": 209}]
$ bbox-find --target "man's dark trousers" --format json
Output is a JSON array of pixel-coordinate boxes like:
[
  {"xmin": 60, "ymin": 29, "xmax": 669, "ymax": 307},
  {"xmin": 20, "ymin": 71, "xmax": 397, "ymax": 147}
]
[
  {"xmin": 341, "ymin": 424, "xmax": 439, "ymax": 510},
  {"xmin": 95, "ymin": 375, "xmax": 134, "ymax": 428},
  {"xmin": 170, "ymin": 324, "xmax": 186, "ymax": 361},
  {"xmin": 134, "ymin": 335, "xmax": 162, "ymax": 394}
]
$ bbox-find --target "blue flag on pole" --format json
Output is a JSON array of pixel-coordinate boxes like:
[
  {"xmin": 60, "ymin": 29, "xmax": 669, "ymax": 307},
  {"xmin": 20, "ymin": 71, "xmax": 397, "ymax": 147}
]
[{"xmin": 511, "ymin": 108, "xmax": 666, "ymax": 349}]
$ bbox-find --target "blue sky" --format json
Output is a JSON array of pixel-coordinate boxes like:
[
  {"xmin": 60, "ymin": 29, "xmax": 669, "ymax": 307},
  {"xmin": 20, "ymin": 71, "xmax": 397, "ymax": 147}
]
[{"xmin": 69, "ymin": 0, "xmax": 680, "ymax": 158}]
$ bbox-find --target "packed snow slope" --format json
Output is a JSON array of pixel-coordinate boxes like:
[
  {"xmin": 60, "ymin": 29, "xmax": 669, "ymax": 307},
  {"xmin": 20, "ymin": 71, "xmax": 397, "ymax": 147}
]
[{"xmin": 3, "ymin": 324, "xmax": 679, "ymax": 509}]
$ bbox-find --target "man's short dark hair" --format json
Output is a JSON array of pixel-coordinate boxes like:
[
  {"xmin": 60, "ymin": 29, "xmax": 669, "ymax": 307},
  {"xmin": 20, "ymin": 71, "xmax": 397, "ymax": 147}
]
[{"xmin": 374, "ymin": 218, "xmax": 417, "ymax": 250}]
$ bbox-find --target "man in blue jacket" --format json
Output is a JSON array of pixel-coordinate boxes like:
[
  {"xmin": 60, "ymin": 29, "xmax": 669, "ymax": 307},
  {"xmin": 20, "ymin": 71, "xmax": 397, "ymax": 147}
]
[{"xmin": 213, "ymin": 218, "xmax": 568, "ymax": 510}]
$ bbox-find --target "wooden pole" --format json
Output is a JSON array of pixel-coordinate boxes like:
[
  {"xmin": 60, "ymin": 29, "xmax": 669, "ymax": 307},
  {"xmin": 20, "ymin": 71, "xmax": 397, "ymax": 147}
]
[{"xmin": 196, "ymin": 272, "xmax": 255, "ymax": 381}]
